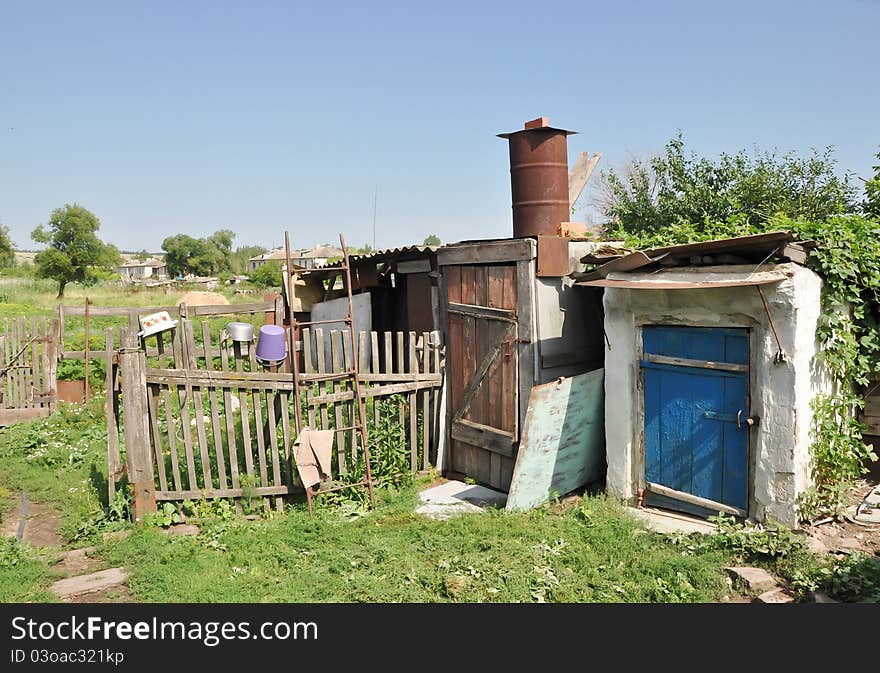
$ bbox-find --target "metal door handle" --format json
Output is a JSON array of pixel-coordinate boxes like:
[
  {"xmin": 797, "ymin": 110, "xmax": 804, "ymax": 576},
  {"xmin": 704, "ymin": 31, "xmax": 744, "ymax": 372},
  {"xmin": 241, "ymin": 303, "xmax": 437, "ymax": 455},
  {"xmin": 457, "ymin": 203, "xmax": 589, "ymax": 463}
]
[{"xmin": 736, "ymin": 410, "xmax": 757, "ymax": 429}]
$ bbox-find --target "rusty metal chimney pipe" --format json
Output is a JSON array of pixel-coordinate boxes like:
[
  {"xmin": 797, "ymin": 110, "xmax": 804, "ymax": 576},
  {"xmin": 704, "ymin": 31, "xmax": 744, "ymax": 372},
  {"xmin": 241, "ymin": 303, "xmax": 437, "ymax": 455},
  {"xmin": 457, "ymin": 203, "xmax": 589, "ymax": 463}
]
[{"xmin": 498, "ymin": 117, "xmax": 577, "ymax": 238}]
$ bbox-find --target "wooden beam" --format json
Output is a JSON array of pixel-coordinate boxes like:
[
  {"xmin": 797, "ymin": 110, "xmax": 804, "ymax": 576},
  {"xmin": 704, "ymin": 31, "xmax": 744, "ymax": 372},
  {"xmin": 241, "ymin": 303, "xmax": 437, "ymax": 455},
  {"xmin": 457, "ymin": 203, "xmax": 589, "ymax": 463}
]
[
  {"xmin": 437, "ymin": 238, "xmax": 535, "ymax": 266},
  {"xmin": 641, "ymin": 353, "xmax": 748, "ymax": 373},
  {"xmin": 447, "ymin": 302, "xmax": 516, "ymax": 323},
  {"xmin": 0, "ymin": 407, "xmax": 51, "ymax": 426},
  {"xmin": 645, "ymin": 482, "xmax": 747, "ymax": 518},
  {"xmin": 451, "ymin": 418, "xmax": 515, "ymax": 458},
  {"xmin": 568, "ymin": 151, "xmax": 602, "ymax": 208}
]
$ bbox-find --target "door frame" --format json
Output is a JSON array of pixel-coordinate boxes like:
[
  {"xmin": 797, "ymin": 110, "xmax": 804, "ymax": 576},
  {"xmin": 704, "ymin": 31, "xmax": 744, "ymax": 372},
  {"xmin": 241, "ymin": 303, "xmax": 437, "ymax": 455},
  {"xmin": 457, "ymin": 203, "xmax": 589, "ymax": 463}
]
[
  {"xmin": 634, "ymin": 320, "xmax": 757, "ymax": 519},
  {"xmin": 437, "ymin": 239, "xmax": 537, "ymax": 486}
]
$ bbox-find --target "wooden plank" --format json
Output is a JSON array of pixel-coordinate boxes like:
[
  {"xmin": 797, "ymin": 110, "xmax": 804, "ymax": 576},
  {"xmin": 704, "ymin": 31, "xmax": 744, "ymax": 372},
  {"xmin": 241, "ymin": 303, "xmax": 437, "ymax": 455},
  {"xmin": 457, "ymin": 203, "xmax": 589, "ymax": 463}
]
[
  {"xmin": 306, "ymin": 379, "xmax": 440, "ymax": 405},
  {"xmin": 156, "ymin": 484, "xmax": 292, "ymax": 500},
  {"xmin": 185, "ymin": 320, "xmax": 213, "ymax": 491},
  {"xmin": 409, "ymin": 331, "xmax": 418, "ymax": 471},
  {"xmin": 450, "ymin": 418, "xmax": 515, "ymax": 458},
  {"xmin": 645, "ymin": 482, "xmax": 747, "ymax": 518},
  {"xmin": 265, "ymin": 388, "xmax": 283, "ymax": 502},
  {"xmin": 422, "ymin": 332, "xmax": 430, "ymax": 470},
  {"xmin": 233, "ymin": 341, "xmax": 255, "ymax": 482},
  {"xmin": 191, "ymin": 301, "xmax": 275, "ymax": 316},
  {"xmin": 487, "ymin": 267, "xmax": 505, "ymax": 486},
  {"xmin": 642, "ymin": 353, "xmax": 748, "ymax": 373},
  {"xmin": 279, "ymin": 390, "xmax": 293, "ymax": 492},
  {"xmin": 437, "ymin": 239, "xmax": 535, "ymax": 266},
  {"xmin": 316, "ymin": 329, "xmax": 330, "ymax": 431},
  {"xmin": 40, "ymin": 317, "xmax": 50, "ymax": 404},
  {"xmin": 447, "ymin": 302, "xmax": 516, "ymax": 323},
  {"xmin": 219, "ymin": 334, "xmax": 241, "ymax": 490},
  {"xmin": 0, "ymin": 407, "xmax": 51, "ymax": 426},
  {"xmin": 358, "ymin": 330, "xmax": 369, "ymax": 373},
  {"xmin": 147, "ymin": 383, "xmax": 168, "ymax": 492},
  {"xmin": 2, "ymin": 318, "xmax": 9, "ymax": 408},
  {"xmin": 46, "ymin": 318, "xmax": 59, "ymax": 411},
  {"xmin": 370, "ymin": 332, "xmax": 380, "ymax": 373},
  {"xmin": 331, "ymin": 330, "xmax": 346, "ymax": 474},
  {"xmin": 31, "ymin": 317, "xmax": 40, "ymax": 406},
  {"xmin": 568, "ymin": 150, "xmax": 601, "ymax": 208},
  {"xmin": 398, "ymin": 331, "xmax": 406, "ymax": 456},
  {"xmin": 506, "ymin": 370, "xmax": 605, "ymax": 511},
  {"xmin": 202, "ymin": 321, "xmax": 228, "ymax": 490},
  {"xmin": 516, "ymin": 258, "xmax": 534, "ymax": 438},
  {"xmin": 247, "ymin": 337, "xmax": 269, "ymax": 493},
  {"xmin": 119, "ymin": 327, "xmax": 156, "ymax": 520},
  {"xmin": 342, "ymin": 331, "xmax": 357, "ymax": 466},
  {"xmin": 431, "ymin": 330, "xmax": 441, "ymax": 470}
]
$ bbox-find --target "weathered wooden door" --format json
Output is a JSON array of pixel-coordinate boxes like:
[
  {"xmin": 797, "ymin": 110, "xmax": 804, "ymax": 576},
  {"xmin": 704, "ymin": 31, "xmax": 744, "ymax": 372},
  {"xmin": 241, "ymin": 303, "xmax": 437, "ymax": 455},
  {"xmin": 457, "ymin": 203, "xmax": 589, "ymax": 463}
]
[
  {"xmin": 445, "ymin": 264, "xmax": 521, "ymax": 490},
  {"xmin": 642, "ymin": 326, "xmax": 750, "ymax": 514}
]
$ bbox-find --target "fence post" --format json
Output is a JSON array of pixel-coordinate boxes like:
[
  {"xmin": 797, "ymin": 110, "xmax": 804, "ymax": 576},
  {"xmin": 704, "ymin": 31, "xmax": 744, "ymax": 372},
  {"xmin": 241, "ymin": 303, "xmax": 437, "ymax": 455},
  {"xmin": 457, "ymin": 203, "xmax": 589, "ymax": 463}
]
[
  {"xmin": 119, "ymin": 326, "xmax": 157, "ymax": 521},
  {"xmin": 47, "ymin": 318, "xmax": 60, "ymax": 412}
]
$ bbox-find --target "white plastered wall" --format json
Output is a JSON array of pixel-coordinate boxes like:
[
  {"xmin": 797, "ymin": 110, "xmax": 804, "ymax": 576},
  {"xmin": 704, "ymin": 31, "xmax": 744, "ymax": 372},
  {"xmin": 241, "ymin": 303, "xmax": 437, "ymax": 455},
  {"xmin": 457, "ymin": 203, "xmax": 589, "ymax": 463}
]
[{"xmin": 602, "ymin": 263, "xmax": 828, "ymax": 527}]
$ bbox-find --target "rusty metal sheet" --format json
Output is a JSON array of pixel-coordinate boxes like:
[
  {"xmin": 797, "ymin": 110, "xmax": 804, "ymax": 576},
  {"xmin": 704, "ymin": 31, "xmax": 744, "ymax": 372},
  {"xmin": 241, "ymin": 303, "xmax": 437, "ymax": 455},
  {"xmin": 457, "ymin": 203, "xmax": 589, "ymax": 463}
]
[
  {"xmin": 536, "ymin": 235, "xmax": 570, "ymax": 277},
  {"xmin": 575, "ymin": 277, "xmax": 785, "ymax": 289},
  {"xmin": 506, "ymin": 369, "xmax": 605, "ymax": 512},
  {"xmin": 578, "ymin": 231, "xmax": 802, "ymax": 280}
]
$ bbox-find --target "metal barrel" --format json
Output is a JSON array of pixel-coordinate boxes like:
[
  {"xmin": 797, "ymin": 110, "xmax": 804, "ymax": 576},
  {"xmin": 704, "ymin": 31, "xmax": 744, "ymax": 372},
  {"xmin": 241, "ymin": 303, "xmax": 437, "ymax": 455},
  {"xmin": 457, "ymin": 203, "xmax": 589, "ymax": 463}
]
[{"xmin": 501, "ymin": 121, "xmax": 573, "ymax": 238}]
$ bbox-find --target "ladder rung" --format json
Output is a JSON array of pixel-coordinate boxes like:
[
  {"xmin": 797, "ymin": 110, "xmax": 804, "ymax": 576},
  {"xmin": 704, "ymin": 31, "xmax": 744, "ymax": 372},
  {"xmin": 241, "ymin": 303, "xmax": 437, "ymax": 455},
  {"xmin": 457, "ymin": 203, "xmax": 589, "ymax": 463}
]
[
  {"xmin": 313, "ymin": 480, "xmax": 367, "ymax": 496},
  {"xmin": 330, "ymin": 424, "xmax": 364, "ymax": 433},
  {"xmin": 296, "ymin": 317, "xmax": 352, "ymax": 327},
  {"xmin": 300, "ymin": 370, "xmax": 356, "ymax": 382}
]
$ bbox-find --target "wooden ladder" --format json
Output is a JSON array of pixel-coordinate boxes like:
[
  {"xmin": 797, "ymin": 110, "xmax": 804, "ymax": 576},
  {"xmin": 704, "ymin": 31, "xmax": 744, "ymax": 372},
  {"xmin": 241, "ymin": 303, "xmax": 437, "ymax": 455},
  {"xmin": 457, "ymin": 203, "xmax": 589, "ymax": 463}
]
[{"xmin": 283, "ymin": 232, "xmax": 376, "ymax": 514}]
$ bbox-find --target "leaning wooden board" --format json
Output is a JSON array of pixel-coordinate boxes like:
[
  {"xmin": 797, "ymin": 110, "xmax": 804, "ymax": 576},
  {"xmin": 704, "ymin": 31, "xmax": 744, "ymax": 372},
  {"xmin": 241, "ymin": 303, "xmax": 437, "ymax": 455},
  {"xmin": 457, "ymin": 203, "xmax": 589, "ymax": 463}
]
[{"xmin": 505, "ymin": 369, "xmax": 605, "ymax": 512}]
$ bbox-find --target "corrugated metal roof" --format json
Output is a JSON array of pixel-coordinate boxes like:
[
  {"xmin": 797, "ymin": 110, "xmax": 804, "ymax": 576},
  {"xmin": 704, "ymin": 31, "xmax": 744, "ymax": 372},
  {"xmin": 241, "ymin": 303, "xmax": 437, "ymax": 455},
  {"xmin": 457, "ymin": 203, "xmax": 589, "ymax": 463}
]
[
  {"xmin": 321, "ymin": 245, "xmax": 437, "ymax": 269},
  {"xmin": 574, "ymin": 231, "xmax": 812, "ymax": 283}
]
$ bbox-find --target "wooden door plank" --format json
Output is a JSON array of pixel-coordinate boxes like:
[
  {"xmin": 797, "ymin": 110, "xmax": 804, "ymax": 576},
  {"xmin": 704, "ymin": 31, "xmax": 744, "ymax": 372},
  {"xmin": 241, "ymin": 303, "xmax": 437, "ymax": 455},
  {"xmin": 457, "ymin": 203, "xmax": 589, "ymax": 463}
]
[{"xmin": 202, "ymin": 321, "xmax": 228, "ymax": 490}]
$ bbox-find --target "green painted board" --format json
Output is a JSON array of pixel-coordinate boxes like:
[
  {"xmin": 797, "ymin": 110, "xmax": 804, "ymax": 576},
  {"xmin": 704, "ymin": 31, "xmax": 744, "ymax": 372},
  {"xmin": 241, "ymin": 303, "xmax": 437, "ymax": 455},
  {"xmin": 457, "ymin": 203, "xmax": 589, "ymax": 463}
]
[{"xmin": 505, "ymin": 368, "xmax": 605, "ymax": 512}]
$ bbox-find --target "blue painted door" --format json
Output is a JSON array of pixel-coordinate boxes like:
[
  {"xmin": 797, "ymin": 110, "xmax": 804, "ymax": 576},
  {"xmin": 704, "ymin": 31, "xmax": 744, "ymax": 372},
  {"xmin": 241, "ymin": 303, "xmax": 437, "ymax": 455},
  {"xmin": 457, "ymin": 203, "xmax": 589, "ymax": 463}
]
[{"xmin": 642, "ymin": 326, "xmax": 749, "ymax": 511}]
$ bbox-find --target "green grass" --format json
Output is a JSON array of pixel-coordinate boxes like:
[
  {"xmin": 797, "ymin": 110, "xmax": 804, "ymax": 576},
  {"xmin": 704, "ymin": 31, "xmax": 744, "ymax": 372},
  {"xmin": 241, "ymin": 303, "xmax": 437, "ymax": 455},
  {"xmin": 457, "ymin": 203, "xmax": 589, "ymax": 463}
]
[
  {"xmin": 0, "ymin": 537, "xmax": 57, "ymax": 602},
  {"xmin": 98, "ymin": 492, "xmax": 730, "ymax": 603}
]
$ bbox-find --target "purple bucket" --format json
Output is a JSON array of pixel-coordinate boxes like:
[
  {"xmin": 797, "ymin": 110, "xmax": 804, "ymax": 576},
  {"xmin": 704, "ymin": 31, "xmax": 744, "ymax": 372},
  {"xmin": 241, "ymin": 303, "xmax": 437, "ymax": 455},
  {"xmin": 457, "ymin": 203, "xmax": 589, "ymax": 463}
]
[{"xmin": 255, "ymin": 325, "xmax": 287, "ymax": 364}]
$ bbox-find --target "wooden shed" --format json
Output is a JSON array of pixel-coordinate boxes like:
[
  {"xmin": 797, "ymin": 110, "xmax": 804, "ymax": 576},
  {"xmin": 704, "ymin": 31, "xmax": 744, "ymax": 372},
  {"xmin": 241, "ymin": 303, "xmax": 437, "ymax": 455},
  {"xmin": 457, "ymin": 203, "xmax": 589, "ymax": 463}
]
[{"xmin": 438, "ymin": 237, "xmax": 605, "ymax": 491}]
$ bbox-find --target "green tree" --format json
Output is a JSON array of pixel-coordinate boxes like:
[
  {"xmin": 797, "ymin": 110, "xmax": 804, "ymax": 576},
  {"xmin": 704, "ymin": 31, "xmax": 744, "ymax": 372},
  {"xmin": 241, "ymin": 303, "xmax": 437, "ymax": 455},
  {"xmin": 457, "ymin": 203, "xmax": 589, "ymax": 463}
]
[
  {"xmin": 0, "ymin": 224, "xmax": 14, "ymax": 268},
  {"xmin": 230, "ymin": 245, "xmax": 267, "ymax": 274},
  {"xmin": 248, "ymin": 261, "xmax": 282, "ymax": 288},
  {"xmin": 423, "ymin": 234, "xmax": 441, "ymax": 246},
  {"xmin": 162, "ymin": 229, "xmax": 236, "ymax": 277},
  {"xmin": 600, "ymin": 133, "xmax": 856, "ymax": 236},
  {"xmin": 31, "ymin": 204, "xmax": 120, "ymax": 298}
]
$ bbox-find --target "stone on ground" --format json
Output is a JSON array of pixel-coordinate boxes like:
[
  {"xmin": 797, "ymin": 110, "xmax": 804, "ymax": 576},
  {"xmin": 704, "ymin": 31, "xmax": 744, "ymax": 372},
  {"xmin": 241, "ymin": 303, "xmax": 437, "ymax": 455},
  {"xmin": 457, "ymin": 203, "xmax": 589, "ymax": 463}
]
[
  {"xmin": 102, "ymin": 529, "xmax": 132, "ymax": 543},
  {"xmin": 55, "ymin": 547, "xmax": 100, "ymax": 576},
  {"xmin": 415, "ymin": 480, "xmax": 507, "ymax": 520},
  {"xmin": 754, "ymin": 587, "xmax": 795, "ymax": 604},
  {"xmin": 724, "ymin": 566, "xmax": 778, "ymax": 594},
  {"xmin": 165, "ymin": 523, "xmax": 200, "ymax": 536},
  {"xmin": 51, "ymin": 567, "xmax": 128, "ymax": 600},
  {"xmin": 625, "ymin": 507, "xmax": 717, "ymax": 535}
]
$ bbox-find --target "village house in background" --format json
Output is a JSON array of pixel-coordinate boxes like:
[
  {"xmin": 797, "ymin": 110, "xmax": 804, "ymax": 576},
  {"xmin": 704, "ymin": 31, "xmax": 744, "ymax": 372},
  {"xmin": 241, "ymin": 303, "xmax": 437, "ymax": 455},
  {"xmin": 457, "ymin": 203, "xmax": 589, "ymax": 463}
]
[
  {"xmin": 117, "ymin": 258, "xmax": 168, "ymax": 284},
  {"xmin": 249, "ymin": 245, "xmax": 344, "ymax": 272}
]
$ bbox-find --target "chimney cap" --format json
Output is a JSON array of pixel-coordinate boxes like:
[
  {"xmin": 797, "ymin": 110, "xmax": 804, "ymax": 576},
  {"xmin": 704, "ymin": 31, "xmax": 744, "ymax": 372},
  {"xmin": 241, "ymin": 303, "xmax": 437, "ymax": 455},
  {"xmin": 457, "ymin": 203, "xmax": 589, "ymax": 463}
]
[{"xmin": 497, "ymin": 117, "xmax": 577, "ymax": 139}]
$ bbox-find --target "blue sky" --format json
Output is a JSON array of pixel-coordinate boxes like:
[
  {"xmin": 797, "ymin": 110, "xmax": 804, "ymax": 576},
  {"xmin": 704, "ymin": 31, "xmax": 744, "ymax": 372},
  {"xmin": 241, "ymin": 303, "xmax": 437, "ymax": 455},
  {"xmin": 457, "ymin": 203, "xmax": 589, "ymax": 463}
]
[{"xmin": 1, "ymin": 0, "xmax": 877, "ymax": 252}]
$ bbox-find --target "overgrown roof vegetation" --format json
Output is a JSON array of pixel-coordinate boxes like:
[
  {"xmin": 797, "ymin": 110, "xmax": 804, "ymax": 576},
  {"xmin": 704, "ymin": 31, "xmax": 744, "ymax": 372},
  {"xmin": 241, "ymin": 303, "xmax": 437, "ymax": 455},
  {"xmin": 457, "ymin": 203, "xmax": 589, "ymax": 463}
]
[{"xmin": 600, "ymin": 137, "xmax": 880, "ymax": 520}]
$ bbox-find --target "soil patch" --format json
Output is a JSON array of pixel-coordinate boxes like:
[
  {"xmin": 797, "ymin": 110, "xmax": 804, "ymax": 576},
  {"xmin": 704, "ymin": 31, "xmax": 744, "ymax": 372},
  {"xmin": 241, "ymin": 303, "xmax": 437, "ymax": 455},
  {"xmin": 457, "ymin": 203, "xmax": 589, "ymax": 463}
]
[
  {"xmin": 178, "ymin": 291, "xmax": 229, "ymax": 307},
  {"xmin": 1, "ymin": 499, "xmax": 63, "ymax": 548}
]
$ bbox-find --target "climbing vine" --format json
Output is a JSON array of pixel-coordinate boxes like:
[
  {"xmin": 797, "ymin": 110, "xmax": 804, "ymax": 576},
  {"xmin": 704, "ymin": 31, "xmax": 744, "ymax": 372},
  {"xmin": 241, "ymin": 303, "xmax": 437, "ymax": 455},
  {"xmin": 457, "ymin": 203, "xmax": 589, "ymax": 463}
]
[{"xmin": 607, "ymin": 212, "xmax": 880, "ymax": 521}]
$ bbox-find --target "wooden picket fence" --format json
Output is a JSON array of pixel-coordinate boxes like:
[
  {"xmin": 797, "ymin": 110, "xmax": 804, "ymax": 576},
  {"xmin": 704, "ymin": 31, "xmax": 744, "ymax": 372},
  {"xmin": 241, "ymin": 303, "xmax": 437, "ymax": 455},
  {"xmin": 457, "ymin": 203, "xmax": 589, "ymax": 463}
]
[
  {"xmin": 0, "ymin": 316, "xmax": 59, "ymax": 425},
  {"xmin": 109, "ymin": 313, "xmax": 444, "ymax": 515}
]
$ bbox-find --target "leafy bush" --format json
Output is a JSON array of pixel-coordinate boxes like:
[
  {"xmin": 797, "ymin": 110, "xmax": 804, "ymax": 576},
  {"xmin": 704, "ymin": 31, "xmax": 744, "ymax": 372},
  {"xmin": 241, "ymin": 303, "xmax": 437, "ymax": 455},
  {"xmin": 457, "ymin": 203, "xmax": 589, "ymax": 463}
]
[{"xmin": 248, "ymin": 262, "xmax": 283, "ymax": 289}]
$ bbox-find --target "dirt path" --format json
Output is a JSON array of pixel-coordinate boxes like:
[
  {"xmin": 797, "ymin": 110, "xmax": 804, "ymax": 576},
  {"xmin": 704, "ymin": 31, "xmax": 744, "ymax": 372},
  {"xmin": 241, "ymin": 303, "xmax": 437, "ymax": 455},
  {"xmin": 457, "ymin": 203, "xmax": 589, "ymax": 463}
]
[{"xmin": 2, "ymin": 494, "xmax": 133, "ymax": 603}]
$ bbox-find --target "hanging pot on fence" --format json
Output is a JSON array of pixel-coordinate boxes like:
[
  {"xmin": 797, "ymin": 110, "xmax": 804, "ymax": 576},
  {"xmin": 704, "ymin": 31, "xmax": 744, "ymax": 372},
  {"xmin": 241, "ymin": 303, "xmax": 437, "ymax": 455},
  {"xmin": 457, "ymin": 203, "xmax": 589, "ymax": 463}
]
[
  {"xmin": 255, "ymin": 325, "xmax": 286, "ymax": 365},
  {"xmin": 226, "ymin": 322, "xmax": 254, "ymax": 342},
  {"xmin": 138, "ymin": 311, "xmax": 178, "ymax": 338}
]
